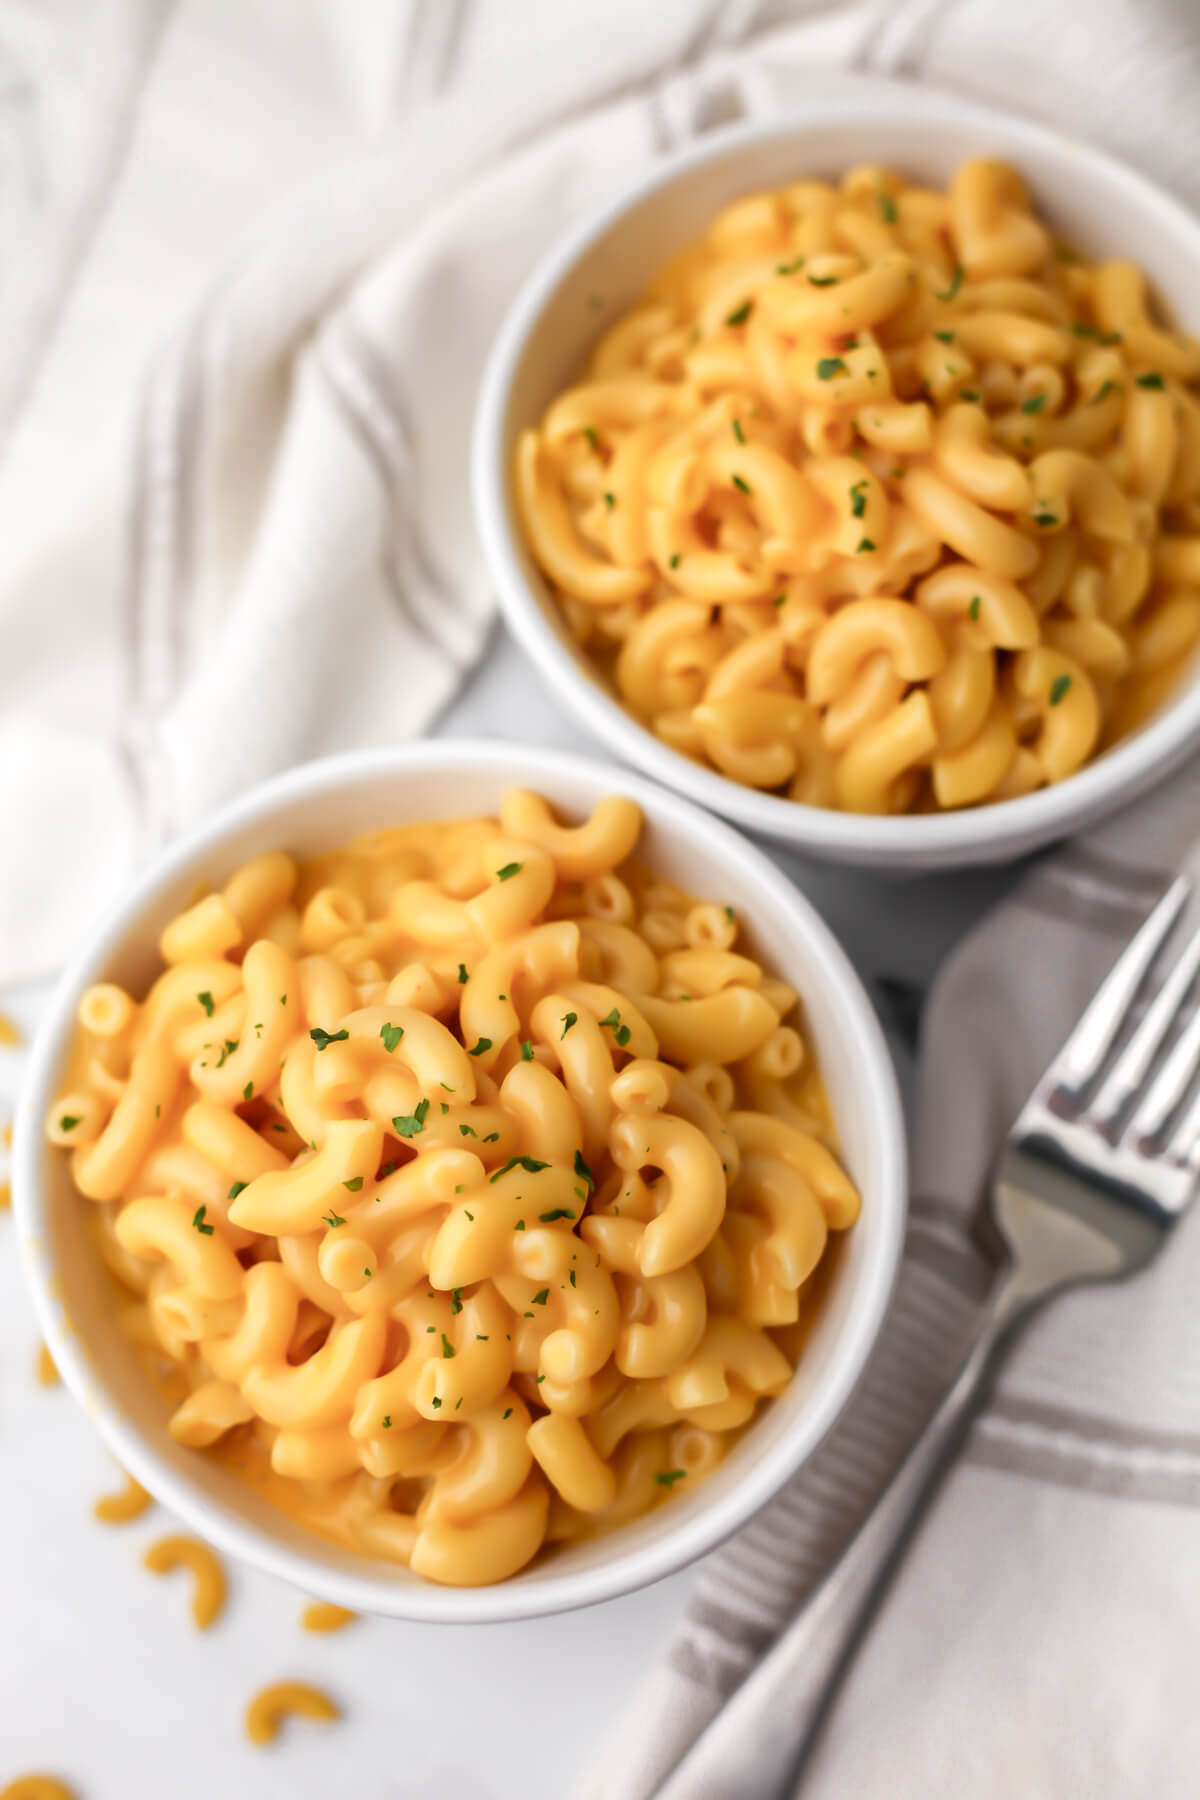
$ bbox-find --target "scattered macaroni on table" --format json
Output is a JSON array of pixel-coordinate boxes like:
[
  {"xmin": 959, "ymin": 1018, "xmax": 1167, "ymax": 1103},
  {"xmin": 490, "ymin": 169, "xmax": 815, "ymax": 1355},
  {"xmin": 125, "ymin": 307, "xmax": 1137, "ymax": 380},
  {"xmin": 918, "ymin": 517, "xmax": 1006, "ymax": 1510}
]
[
  {"xmin": 515, "ymin": 158, "xmax": 1200, "ymax": 813},
  {"xmin": 46, "ymin": 790, "xmax": 859, "ymax": 1587}
]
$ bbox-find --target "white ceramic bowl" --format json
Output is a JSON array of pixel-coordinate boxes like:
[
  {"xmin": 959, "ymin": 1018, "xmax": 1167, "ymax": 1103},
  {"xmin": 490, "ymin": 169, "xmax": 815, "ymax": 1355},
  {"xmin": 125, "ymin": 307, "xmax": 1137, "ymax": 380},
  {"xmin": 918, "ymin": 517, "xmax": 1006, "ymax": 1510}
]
[
  {"xmin": 13, "ymin": 742, "xmax": 905, "ymax": 1624},
  {"xmin": 473, "ymin": 85, "xmax": 1200, "ymax": 870}
]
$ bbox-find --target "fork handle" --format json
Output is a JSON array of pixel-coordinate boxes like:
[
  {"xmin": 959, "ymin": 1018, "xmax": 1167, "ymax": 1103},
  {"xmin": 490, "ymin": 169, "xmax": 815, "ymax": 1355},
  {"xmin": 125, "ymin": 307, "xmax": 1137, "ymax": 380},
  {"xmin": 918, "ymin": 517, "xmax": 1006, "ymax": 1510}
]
[{"xmin": 652, "ymin": 1271, "xmax": 1030, "ymax": 1800}]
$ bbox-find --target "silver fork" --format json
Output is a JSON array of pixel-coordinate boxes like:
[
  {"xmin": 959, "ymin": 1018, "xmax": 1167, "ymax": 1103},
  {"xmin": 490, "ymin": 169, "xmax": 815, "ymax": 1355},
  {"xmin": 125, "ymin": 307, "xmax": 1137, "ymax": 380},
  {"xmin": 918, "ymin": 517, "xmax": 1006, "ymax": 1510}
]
[{"xmin": 653, "ymin": 873, "xmax": 1200, "ymax": 1800}]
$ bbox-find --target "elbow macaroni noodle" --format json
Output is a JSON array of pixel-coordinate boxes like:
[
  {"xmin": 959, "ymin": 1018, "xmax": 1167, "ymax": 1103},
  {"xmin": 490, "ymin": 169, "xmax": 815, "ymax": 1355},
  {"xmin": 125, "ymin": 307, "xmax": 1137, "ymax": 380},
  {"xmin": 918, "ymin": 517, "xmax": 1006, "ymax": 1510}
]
[
  {"xmin": 47, "ymin": 790, "xmax": 858, "ymax": 1587},
  {"xmin": 515, "ymin": 159, "xmax": 1200, "ymax": 813}
]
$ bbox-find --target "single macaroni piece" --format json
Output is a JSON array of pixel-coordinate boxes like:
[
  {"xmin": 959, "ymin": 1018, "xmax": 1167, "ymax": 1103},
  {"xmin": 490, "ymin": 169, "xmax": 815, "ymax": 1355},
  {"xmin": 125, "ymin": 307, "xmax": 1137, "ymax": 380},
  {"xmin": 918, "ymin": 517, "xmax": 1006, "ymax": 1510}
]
[
  {"xmin": 300, "ymin": 1601, "xmax": 357, "ymax": 1633},
  {"xmin": 515, "ymin": 159, "xmax": 1200, "ymax": 813},
  {"xmin": 92, "ymin": 1466, "xmax": 153, "ymax": 1524},
  {"xmin": 244, "ymin": 1681, "xmax": 340, "ymax": 1746},
  {"xmin": 142, "ymin": 1533, "xmax": 227, "ymax": 1629},
  {"xmin": 0, "ymin": 1780, "xmax": 77, "ymax": 1800},
  {"xmin": 47, "ymin": 792, "xmax": 859, "ymax": 1587}
]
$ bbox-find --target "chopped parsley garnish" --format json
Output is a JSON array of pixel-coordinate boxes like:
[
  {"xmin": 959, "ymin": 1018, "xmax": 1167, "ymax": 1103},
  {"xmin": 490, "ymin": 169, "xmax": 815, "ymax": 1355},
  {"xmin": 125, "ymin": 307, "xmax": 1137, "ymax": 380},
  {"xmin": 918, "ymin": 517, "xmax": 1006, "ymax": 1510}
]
[
  {"xmin": 775, "ymin": 257, "xmax": 804, "ymax": 275},
  {"xmin": 603, "ymin": 491, "xmax": 615, "ymax": 511},
  {"xmin": 227, "ymin": 1181, "xmax": 247, "ymax": 1200},
  {"xmin": 450, "ymin": 1289, "xmax": 463, "ymax": 1315},
  {"xmin": 431, "ymin": 1396, "xmax": 442, "ymax": 1409},
  {"xmin": 468, "ymin": 1038, "xmax": 492, "ymax": 1057},
  {"xmin": 816, "ymin": 356, "xmax": 847, "ymax": 380},
  {"xmin": 459, "ymin": 1123, "xmax": 477, "ymax": 1138},
  {"xmin": 309, "ymin": 1027, "xmax": 349, "ymax": 1052},
  {"xmin": 215, "ymin": 1038, "xmax": 238, "ymax": 1068},
  {"xmin": 514, "ymin": 1219, "xmax": 525, "ymax": 1231},
  {"xmin": 849, "ymin": 479, "xmax": 867, "ymax": 518},
  {"xmin": 343, "ymin": 1176, "xmax": 363, "ymax": 1192},
  {"xmin": 560, "ymin": 1011, "xmax": 578, "ymax": 1039},
  {"xmin": 856, "ymin": 537, "xmax": 875, "ymax": 554},
  {"xmin": 569, "ymin": 1268, "xmax": 577, "ymax": 1287},
  {"xmin": 933, "ymin": 329, "xmax": 955, "ymax": 344},
  {"xmin": 655, "ymin": 1468, "xmax": 687, "ymax": 1487},
  {"xmin": 774, "ymin": 593, "xmax": 787, "ymax": 606},
  {"xmin": 724, "ymin": 904, "xmax": 735, "ymax": 922},
  {"xmin": 968, "ymin": 595, "xmax": 982, "ymax": 622},
  {"xmin": 496, "ymin": 862, "xmax": 523, "ymax": 882},
  {"xmin": 1136, "ymin": 371, "xmax": 1165, "ymax": 389},
  {"xmin": 392, "ymin": 1098, "xmax": 430, "ymax": 1138},
  {"xmin": 197, "ymin": 991, "xmax": 215, "ymax": 1017},
  {"xmin": 1090, "ymin": 380, "xmax": 1115, "ymax": 406},
  {"xmin": 530, "ymin": 1289, "xmax": 549, "ymax": 1306},
  {"xmin": 1021, "ymin": 394, "xmax": 1046, "ymax": 414},
  {"xmin": 503, "ymin": 1407, "xmax": 513, "ymax": 1420},
  {"xmin": 520, "ymin": 1040, "xmax": 534, "ymax": 1062},
  {"xmin": 1049, "ymin": 673, "xmax": 1072, "ymax": 706},
  {"xmin": 382, "ymin": 1415, "xmax": 392, "ymax": 1428},
  {"xmin": 574, "ymin": 1149, "xmax": 595, "ymax": 1191},
  {"xmin": 582, "ymin": 425, "xmax": 598, "ymax": 450},
  {"xmin": 192, "ymin": 1205, "xmax": 214, "ymax": 1235},
  {"xmin": 598, "ymin": 1006, "xmax": 632, "ymax": 1047},
  {"xmin": 731, "ymin": 474, "xmax": 752, "ymax": 495},
  {"xmin": 457, "ymin": 963, "xmax": 469, "ymax": 984},
  {"xmin": 877, "ymin": 191, "xmax": 897, "ymax": 224},
  {"xmin": 464, "ymin": 1209, "xmax": 474, "ymax": 1221},
  {"xmin": 242, "ymin": 1081, "xmax": 253, "ymax": 1102},
  {"xmin": 441, "ymin": 1333, "xmax": 455, "ymax": 1359},
  {"xmin": 807, "ymin": 273, "xmax": 838, "ymax": 287},
  {"xmin": 959, "ymin": 389, "xmax": 981, "ymax": 402},
  {"xmin": 668, "ymin": 553, "xmax": 681, "ymax": 569},
  {"xmin": 725, "ymin": 300, "xmax": 752, "ymax": 327},
  {"xmin": 732, "ymin": 418, "xmax": 745, "ymax": 443},
  {"xmin": 380, "ymin": 1021, "xmax": 404, "ymax": 1053},
  {"xmin": 59, "ymin": 1114, "xmax": 81, "ymax": 1132},
  {"xmin": 539, "ymin": 1209, "xmax": 576, "ymax": 1222},
  {"xmin": 322, "ymin": 1210, "xmax": 346, "ymax": 1228},
  {"xmin": 1032, "ymin": 507, "xmax": 1058, "ymax": 528},
  {"xmin": 935, "ymin": 264, "xmax": 964, "ymax": 302},
  {"xmin": 490, "ymin": 1155, "xmax": 550, "ymax": 1182}
]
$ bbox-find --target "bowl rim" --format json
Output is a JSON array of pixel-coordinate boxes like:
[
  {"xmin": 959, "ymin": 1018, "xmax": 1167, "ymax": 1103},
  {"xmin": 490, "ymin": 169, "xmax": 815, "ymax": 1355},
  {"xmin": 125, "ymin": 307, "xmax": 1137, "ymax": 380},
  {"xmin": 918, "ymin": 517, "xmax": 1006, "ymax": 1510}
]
[
  {"xmin": 13, "ymin": 739, "xmax": 906, "ymax": 1624},
  {"xmin": 472, "ymin": 85, "xmax": 1200, "ymax": 864}
]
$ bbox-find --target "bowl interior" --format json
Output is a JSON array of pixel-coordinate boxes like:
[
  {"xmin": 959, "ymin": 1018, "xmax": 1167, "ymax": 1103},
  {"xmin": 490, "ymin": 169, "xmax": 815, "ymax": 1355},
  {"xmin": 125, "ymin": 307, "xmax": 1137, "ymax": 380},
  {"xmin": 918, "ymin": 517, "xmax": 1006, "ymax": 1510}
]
[
  {"xmin": 478, "ymin": 96, "xmax": 1200, "ymax": 862},
  {"xmin": 20, "ymin": 747, "xmax": 904, "ymax": 1622}
]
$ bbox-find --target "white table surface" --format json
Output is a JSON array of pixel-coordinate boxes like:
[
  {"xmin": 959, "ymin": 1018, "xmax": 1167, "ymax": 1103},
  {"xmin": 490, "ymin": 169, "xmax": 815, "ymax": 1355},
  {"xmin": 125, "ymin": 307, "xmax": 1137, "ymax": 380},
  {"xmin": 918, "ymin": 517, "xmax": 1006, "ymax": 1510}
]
[{"xmin": 0, "ymin": 623, "xmax": 1026, "ymax": 1799}]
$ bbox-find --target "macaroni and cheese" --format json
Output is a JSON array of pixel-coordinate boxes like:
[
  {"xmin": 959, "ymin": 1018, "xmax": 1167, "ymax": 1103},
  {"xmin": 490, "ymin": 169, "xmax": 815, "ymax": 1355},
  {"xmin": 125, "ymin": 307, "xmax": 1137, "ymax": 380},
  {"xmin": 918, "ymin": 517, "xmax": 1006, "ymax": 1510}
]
[
  {"xmin": 47, "ymin": 791, "xmax": 858, "ymax": 1587},
  {"xmin": 515, "ymin": 159, "xmax": 1200, "ymax": 813}
]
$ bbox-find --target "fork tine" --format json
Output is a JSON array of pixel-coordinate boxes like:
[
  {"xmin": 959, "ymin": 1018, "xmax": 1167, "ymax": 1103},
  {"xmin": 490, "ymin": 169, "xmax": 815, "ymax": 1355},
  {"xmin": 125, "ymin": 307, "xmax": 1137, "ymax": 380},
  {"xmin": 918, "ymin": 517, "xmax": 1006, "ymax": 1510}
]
[
  {"xmin": 1167, "ymin": 1074, "xmax": 1200, "ymax": 1166},
  {"xmin": 1124, "ymin": 943, "xmax": 1200, "ymax": 1142},
  {"xmin": 1051, "ymin": 875, "xmax": 1190, "ymax": 1093},
  {"xmin": 1090, "ymin": 920, "xmax": 1200, "ymax": 1129}
]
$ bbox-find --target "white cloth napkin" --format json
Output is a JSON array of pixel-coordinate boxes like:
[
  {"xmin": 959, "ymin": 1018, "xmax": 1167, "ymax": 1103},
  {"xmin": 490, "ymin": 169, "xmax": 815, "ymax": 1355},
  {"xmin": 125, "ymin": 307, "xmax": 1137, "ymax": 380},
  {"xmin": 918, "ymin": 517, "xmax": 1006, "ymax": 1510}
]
[{"xmin": 3, "ymin": 6, "xmax": 1200, "ymax": 1797}]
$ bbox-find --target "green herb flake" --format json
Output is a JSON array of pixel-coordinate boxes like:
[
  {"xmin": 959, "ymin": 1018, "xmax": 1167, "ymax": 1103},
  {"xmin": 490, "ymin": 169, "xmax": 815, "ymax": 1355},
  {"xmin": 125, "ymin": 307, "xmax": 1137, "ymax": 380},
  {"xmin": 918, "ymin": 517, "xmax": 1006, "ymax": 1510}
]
[
  {"xmin": 1032, "ymin": 507, "xmax": 1058, "ymax": 529},
  {"xmin": 807, "ymin": 273, "xmax": 838, "ymax": 287},
  {"xmin": 816, "ymin": 356, "xmax": 848, "ymax": 380},
  {"xmin": 655, "ymin": 1468, "xmax": 687, "ymax": 1487},
  {"xmin": 603, "ymin": 491, "xmax": 615, "ymax": 511},
  {"xmin": 574, "ymin": 1149, "xmax": 595, "ymax": 1192},
  {"xmin": 520, "ymin": 1040, "xmax": 534, "ymax": 1062},
  {"xmin": 569, "ymin": 1268, "xmax": 577, "ymax": 1288},
  {"xmin": 856, "ymin": 536, "xmax": 876, "ymax": 554},
  {"xmin": 192, "ymin": 1205, "xmax": 214, "ymax": 1236},
  {"xmin": 392, "ymin": 1098, "xmax": 430, "ymax": 1138},
  {"xmin": 309, "ymin": 1026, "xmax": 349, "ymax": 1052},
  {"xmin": 440, "ymin": 1333, "xmax": 456, "ymax": 1360},
  {"xmin": 343, "ymin": 1176, "xmax": 363, "ymax": 1192},
  {"xmin": 725, "ymin": 300, "xmax": 752, "ymax": 327},
  {"xmin": 491, "ymin": 1154, "xmax": 550, "ymax": 1183},
  {"xmin": 669, "ymin": 553, "xmax": 681, "ymax": 570},
  {"xmin": 464, "ymin": 1209, "xmax": 474, "ymax": 1221},
  {"xmin": 849, "ymin": 479, "xmax": 867, "ymax": 519},
  {"xmin": 877, "ymin": 192, "xmax": 897, "ymax": 224},
  {"xmin": 598, "ymin": 1006, "xmax": 632, "ymax": 1048},
  {"xmin": 731, "ymin": 474, "xmax": 752, "ymax": 496},
  {"xmin": 1136, "ymin": 372, "xmax": 1165, "ymax": 390},
  {"xmin": 380, "ymin": 1021, "xmax": 404, "ymax": 1053},
  {"xmin": 1049, "ymin": 673, "xmax": 1073, "ymax": 706},
  {"xmin": 732, "ymin": 418, "xmax": 745, "ymax": 444},
  {"xmin": 457, "ymin": 963, "xmax": 469, "ymax": 984},
  {"xmin": 539, "ymin": 1208, "xmax": 576, "ymax": 1222},
  {"xmin": 242, "ymin": 1081, "xmax": 253, "ymax": 1102},
  {"xmin": 1090, "ymin": 380, "xmax": 1116, "ymax": 406},
  {"xmin": 933, "ymin": 329, "xmax": 955, "ymax": 344},
  {"xmin": 936, "ymin": 264, "xmax": 964, "ymax": 302},
  {"xmin": 431, "ymin": 1396, "xmax": 442, "ymax": 1410},
  {"xmin": 450, "ymin": 1289, "xmax": 463, "ymax": 1315},
  {"xmin": 1021, "ymin": 394, "xmax": 1046, "ymax": 414},
  {"xmin": 503, "ymin": 1407, "xmax": 513, "ymax": 1420},
  {"xmin": 968, "ymin": 595, "xmax": 982, "ymax": 622},
  {"xmin": 959, "ymin": 389, "xmax": 981, "ymax": 403},
  {"xmin": 468, "ymin": 1038, "xmax": 492, "ymax": 1057},
  {"xmin": 560, "ymin": 1011, "xmax": 578, "ymax": 1039},
  {"xmin": 531, "ymin": 1288, "xmax": 550, "ymax": 1306},
  {"xmin": 322, "ymin": 1210, "xmax": 346, "ymax": 1228},
  {"xmin": 775, "ymin": 257, "xmax": 804, "ymax": 275},
  {"xmin": 582, "ymin": 425, "xmax": 598, "ymax": 450},
  {"xmin": 459, "ymin": 1123, "xmax": 477, "ymax": 1138},
  {"xmin": 514, "ymin": 1219, "xmax": 525, "ymax": 1231},
  {"xmin": 496, "ymin": 862, "xmax": 523, "ymax": 882},
  {"xmin": 197, "ymin": 991, "xmax": 215, "ymax": 1017},
  {"xmin": 59, "ymin": 1114, "xmax": 82, "ymax": 1132}
]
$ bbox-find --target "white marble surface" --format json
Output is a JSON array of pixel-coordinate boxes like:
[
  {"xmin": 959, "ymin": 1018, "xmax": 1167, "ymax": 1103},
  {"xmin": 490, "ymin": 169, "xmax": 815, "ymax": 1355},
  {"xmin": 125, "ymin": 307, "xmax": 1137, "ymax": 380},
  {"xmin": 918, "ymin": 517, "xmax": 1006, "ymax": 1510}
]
[{"xmin": 0, "ymin": 623, "xmax": 1024, "ymax": 1798}]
